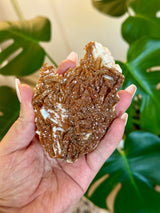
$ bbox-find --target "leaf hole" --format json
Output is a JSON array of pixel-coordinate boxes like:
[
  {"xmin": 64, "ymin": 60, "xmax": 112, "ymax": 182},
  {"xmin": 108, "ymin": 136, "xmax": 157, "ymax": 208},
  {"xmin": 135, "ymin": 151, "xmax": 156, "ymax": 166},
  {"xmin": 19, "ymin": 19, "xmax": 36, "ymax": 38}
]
[
  {"xmin": 87, "ymin": 174, "xmax": 109, "ymax": 197},
  {"xmin": 117, "ymin": 139, "xmax": 124, "ymax": 152},
  {"xmin": 0, "ymin": 60, "xmax": 8, "ymax": 69},
  {"xmin": 134, "ymin": 94, "xmax": 142, "ymax": 101},
  {"xmin": 106, "ymin": 183, "xmax": 121, "ymax": 212},
  {"xmin": 156, "ymin": 11, "xmax": 160, "ymax": 18},
  {"xmin": 0, "ymin": 47, "xmax": 23, "ymax": 69},
  {"xmin": 0, "ymin": 39, "xmax": 14, "ymax": 51},
  {"xmin": 146, "ymin": 66, "xmax": 160, "ymax": 72},
  {"xmin": 156, "ymin": 83, "xmax": 160, "ymax": 90},
  {"xmin": 155, "ymin": 185, "xmax": 160, "ymax": 192},
  {"xmin": 0, "ymin": 111, "xmax": 4, "ymax": 116}
]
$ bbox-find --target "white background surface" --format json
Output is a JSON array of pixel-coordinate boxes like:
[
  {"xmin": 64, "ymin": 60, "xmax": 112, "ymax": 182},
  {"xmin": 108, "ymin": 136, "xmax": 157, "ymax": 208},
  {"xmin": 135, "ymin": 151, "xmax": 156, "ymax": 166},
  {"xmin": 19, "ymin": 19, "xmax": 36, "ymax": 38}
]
[{"xmin": 0, "ymin": 0, "xmax": 128, "ymax": 66}]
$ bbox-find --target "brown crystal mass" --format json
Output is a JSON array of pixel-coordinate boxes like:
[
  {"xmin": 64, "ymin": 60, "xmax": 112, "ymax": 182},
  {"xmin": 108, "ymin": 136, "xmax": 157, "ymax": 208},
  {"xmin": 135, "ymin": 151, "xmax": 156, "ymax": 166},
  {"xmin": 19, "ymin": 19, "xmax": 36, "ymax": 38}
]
[{"xmin": 32, "ymin": 41, "xmax": 124, "ymax": 162}]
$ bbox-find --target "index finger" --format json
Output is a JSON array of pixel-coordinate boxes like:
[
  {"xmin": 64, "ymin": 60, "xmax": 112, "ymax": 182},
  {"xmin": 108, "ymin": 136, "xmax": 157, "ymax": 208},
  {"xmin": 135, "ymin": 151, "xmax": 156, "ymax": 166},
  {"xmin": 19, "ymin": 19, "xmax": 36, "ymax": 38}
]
[{"xmin": 56, "ymin": 52, "xmax": 78, "ymax": 74}]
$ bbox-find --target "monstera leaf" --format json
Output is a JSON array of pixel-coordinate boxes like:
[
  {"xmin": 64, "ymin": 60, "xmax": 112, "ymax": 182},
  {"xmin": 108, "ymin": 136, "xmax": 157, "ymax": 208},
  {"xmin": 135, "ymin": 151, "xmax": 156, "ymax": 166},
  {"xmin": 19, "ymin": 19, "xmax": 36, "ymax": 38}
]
[
  {"xmin": 0, "ymin": 16, "xmax": 51, "ymax": 76},
  {"xmin": 121, "ymin": 38, "xmax": 160, "ymax": 135},
  {"xmin": 122, "ymin": 16, "xmax": 160, "ymax": 44},
  {"xmin": 86, "ymin": 131, "xmax": 160, "ymax": 213},
  {"xmin": 0, "ymin": 86, "xmax": 20, "ymax": 140},
  {"xmin": 122, "ymin": 3, "xmax": 160, "ymax": 45},
  {"xmin": 130, "ymin": 0, "xmax": 160, "ymax": 17},
  {"xmin": 92, "ymin": 0, "xmax": 160, "ymax": 17},
  {"xmin": 91, "ymin": 0, "xmax": 130, "ymax": 17}
]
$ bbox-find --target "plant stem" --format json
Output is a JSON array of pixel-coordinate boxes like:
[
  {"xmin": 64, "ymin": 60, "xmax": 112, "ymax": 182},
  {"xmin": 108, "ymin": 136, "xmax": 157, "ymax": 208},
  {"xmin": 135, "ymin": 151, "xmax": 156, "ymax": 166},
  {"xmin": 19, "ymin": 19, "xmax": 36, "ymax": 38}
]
[
  {"xmin": 11, "ymin": 0, "xmax": 24, "ymax": 20},
  {"xmin": 44, "ymin": 51, "xmax": 58, "ymax": 68}
]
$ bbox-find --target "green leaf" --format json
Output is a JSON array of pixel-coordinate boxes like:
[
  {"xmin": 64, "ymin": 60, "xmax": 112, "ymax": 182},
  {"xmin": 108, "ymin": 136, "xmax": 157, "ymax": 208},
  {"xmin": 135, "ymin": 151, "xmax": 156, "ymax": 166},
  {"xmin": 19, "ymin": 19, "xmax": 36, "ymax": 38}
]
[
  {"xmin": 86, "ymin": 131, "xmax": 160, "ymax": 213},
  {"xmin": 0, "ymin": 16, "xmax": 51, "ymax": 76},
  {"xmin": 92, "ymin": 0, "xmax": 160, "ymax": 17},
  {"xmin": 0, "ymin": 86, "xmax": 20, "ymax": 140},
  {"xmin": 91, "ymin": 0, "xmax": 130, "ymax": 17},
  {"xmin": 125, "ymin": 95, "xmax": 141, "ymax": 134},
  {"xmin": 121, "ymin": 38, "xmax": 160, "ymax": 135},
  {"xmin": 130, "ymin": 0, "xmax": 160, "ymax": 17},
  {"xmin": 122, "ymin": 16, "xmax": 160, "ymax": 44}
]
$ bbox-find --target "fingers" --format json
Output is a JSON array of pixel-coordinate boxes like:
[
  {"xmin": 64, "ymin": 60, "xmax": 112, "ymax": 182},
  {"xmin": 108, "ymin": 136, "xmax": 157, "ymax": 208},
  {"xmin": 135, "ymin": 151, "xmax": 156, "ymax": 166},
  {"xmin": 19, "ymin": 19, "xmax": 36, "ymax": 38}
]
[
  {"xmin": 116, "ymin": 84, "xmax": 137, "ymax": 116},
  {"xmin": 66, "ymin": 52, "xmax": 78, "ymax": 62},
  {"xmin": 0, "ymin": 80, "xmax": 35, "ymax": 154},
  {"xmin": 56, "ymin": 52, "xmax": 78, "ymax": 74},
  {"xmin": 86, "ymin": 115, "xmax": 127, "ymax": 173},
  {"xmin": 86, "ymin": 84, "xmax": 137, "ymax": 173}
]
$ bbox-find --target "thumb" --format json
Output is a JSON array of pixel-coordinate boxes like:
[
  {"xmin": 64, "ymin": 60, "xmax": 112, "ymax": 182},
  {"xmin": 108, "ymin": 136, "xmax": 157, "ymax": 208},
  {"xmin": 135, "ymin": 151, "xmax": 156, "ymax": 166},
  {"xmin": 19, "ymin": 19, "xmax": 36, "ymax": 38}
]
[{"xmin": 0, "ymin": 80, "xmax": 35, "ymax": 154}]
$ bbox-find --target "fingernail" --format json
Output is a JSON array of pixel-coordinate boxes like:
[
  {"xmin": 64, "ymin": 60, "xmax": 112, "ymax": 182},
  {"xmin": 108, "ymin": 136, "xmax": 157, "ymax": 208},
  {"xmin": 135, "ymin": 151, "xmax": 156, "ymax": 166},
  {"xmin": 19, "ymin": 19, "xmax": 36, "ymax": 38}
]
[
  {"xmin": 67, "ymin": 51, "xmax": 78, "ymax": 62},
  {"xmin": 120, "ymin": 113, "xmax": 128, "ymax": 126},
  {"xmin": 125, "ymin": 84, "xmax": 137, "ymax": 97},
  {"xmin": 15, "ymin": 78, "xmax": 21, "ymax": 103}
]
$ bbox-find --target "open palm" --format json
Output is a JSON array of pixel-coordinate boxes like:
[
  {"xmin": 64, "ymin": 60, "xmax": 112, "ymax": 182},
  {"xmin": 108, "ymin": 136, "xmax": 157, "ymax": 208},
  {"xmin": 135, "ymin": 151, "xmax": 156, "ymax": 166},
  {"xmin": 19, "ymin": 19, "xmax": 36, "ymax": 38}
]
[{"xmin": 0, "ymin": 54, "xmax": 135, "ymax": 213}]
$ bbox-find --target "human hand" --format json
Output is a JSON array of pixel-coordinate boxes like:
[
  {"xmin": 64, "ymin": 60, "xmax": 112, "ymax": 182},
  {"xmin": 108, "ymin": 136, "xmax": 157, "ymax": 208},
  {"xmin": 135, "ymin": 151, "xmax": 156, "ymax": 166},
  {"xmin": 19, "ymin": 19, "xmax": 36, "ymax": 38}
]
[{"xmin": 0, "ymin": 52, "xmax": 136, "ymax": 213}]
